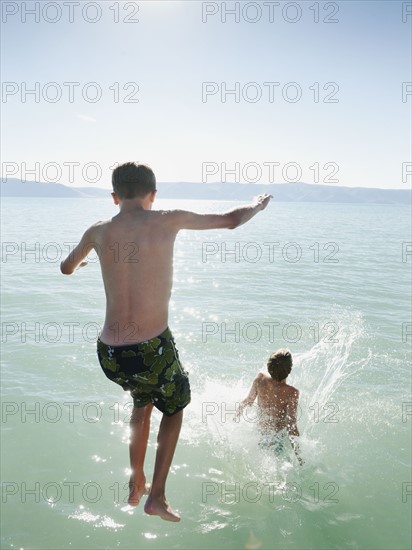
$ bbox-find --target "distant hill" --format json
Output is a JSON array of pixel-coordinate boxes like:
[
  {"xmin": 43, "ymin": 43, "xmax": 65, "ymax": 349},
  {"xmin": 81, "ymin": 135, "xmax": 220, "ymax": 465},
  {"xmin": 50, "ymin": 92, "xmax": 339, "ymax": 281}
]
[
  {"xmin": 1, "ymin": 178, "xmax": 410, "ymax": 205},
  {"xmin": 0, "ymin": 179, "xmax": 108, "ymax": 198}
]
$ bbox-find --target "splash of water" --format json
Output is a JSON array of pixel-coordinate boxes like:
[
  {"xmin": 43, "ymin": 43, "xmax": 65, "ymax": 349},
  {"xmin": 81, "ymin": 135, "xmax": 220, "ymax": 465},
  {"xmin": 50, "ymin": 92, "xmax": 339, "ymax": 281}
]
[
  {"xmin": 184, "ymin": 307, "xmax": 371, "ymax": 473},
  {"xmin": 296, "ymin": 308, "xmax": 370, "ymax": 436}
]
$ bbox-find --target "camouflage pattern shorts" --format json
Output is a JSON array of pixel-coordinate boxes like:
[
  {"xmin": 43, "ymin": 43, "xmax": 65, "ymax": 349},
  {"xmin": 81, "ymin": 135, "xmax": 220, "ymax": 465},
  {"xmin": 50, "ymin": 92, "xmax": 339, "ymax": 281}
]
[
  {"xmin": 97, "ymin": 327, "xmax": 191, "ymax": 416},
  {"xmin": 258, "ymin": 430, "xmax": 287, "ymax": 455}
]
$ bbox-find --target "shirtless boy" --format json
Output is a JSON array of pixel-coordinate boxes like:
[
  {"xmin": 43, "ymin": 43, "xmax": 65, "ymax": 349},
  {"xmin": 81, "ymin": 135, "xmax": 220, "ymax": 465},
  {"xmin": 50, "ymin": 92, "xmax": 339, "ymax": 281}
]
[
  {"xmin": 60, "ymin": 162, "xmax": 272, "ymax": 521},
  {"xmin": 237, "ymin": 349, "xmax": 303, "ymax": 464}
]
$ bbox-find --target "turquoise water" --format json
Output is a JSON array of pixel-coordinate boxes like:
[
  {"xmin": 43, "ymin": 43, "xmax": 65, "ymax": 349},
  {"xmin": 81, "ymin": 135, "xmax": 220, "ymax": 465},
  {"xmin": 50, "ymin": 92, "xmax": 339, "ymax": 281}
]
[{"xmin": 1, "ymin": 197, "xmax": 411, "ymax": 549}]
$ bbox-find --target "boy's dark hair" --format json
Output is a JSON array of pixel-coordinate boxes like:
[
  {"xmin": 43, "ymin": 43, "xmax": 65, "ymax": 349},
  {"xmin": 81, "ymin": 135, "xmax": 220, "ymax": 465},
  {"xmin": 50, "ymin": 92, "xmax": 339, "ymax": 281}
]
[
  {"xmin": 267, "ymin": 349, "xmax": 293, "ymax": 381},
  {"xmin": 112, "ymin": 162, "xmax": 156, "ymax": 199}
]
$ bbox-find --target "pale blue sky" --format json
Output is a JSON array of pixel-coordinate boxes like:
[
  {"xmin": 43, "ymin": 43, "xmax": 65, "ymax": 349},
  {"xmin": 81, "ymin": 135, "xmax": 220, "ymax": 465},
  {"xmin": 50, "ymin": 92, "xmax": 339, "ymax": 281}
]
[{"xmin": 1, "ymin": 0, "xmax": 411, "ymax": 188}]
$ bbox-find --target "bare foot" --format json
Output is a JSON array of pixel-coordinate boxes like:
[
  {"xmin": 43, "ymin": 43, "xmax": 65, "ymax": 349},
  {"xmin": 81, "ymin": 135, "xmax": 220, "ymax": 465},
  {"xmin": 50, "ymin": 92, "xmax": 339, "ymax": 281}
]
[
  {"xmin": 144, "ymin": 495, "xmax": 181, "ymax": 522},
  {"xmin": 128, "ymin": 476, "xmax": 151, "ymax": 507}
]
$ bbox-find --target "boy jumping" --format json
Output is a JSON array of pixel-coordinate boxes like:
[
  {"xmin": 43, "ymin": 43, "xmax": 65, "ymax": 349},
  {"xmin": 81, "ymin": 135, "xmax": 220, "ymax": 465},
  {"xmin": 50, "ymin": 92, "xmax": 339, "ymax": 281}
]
[{"xmin": 60, "ymin": 162, "xmax": 272, "ymax": 521}]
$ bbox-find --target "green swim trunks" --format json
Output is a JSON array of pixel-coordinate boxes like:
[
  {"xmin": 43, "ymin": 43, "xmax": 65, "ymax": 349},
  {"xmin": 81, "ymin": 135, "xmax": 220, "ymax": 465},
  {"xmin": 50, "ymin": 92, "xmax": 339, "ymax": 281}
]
[
  {"xmin": 96, "ymin": 327, "xmax": 191, "ymax": 416},
  {"xmin": 258, "ymin": 430, "xmax": 287, "ymax": 455}
]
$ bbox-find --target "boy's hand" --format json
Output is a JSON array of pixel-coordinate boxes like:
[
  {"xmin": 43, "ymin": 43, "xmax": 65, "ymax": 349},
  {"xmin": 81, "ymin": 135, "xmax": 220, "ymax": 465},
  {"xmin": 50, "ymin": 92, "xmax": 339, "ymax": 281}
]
[
  {"xmin": 253, "ymin": 194, "xmax": 273, "ymax": 211},
  {"xmin": 233, "ymin": 402, "xmax": 243, "ymax": 421},
  {"xmin": 61, "ymin": 260, "xmax": 88, "ymax": 274}
]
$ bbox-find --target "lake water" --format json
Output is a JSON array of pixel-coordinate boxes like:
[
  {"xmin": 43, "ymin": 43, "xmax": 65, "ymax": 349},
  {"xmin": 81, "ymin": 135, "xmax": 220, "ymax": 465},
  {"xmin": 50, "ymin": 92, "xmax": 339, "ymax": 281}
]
[{"xmin": 1, "ymin": 197, "xmax": 411, "ymax": 549}]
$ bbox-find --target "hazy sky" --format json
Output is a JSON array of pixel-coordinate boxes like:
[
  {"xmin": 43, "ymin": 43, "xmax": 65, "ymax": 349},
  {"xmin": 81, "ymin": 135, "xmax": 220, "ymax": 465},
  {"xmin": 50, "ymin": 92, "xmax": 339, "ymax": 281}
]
[{"xmin": 1, "ymin": 0, "xmax": 411, "ymax": 189}]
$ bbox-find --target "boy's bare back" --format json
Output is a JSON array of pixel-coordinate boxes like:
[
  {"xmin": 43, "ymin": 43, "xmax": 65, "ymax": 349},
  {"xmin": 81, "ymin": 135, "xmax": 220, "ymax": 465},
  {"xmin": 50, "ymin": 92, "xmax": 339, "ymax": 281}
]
[
  {"xmin": 92, "ymin": 210, "xmax": 178, "ymax": 345},
  {"xmin": 254, "ymin": 373, "xmax": 299, "ymax": 435},
  {"xmin": 61, "ymin": 195, "xmax": 272, "ymax": 346}
]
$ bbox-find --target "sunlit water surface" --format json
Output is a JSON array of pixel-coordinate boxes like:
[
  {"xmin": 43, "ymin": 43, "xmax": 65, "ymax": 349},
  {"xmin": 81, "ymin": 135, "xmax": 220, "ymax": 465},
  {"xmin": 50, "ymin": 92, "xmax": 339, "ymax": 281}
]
[{"xmin": 1, "ymin": 197, "xmax": 411, "ymax": 549}]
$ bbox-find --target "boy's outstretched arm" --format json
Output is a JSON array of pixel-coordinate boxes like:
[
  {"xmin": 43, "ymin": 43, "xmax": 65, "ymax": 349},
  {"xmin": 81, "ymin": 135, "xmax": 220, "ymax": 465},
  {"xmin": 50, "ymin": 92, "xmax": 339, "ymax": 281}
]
[
  {"xmin": 60, "ymin": 225, "xmax": 97, "ymax": 275},
  {"xmin": 170, "ymin": 194, "xmax": 272, "ymax": 231},
  {"xmin": 236, "ymin": 374, "xmax": 261, "ymax": 418}
]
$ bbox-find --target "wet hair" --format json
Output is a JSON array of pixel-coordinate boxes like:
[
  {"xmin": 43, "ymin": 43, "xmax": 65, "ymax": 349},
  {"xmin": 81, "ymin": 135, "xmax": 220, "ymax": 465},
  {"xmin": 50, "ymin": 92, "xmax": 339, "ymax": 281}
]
[
  {"xmin": 112, "ymin": 162, "xmax": 156, "ymax": 199},
  {"xmin": 267, "ymin": 349, "xmax": 293, "ymax": 381}
]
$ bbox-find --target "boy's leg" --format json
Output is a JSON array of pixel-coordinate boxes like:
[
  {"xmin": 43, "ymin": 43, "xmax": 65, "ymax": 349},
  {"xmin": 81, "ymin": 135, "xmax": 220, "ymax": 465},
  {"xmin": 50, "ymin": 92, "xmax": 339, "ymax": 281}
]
[
  {"xmin": 128, "ymin": 403, "xmax": 154, "ymax": 506},
  {"xmin": 144, "ymin": 409, "xmax": 183, "ymax": 522}
]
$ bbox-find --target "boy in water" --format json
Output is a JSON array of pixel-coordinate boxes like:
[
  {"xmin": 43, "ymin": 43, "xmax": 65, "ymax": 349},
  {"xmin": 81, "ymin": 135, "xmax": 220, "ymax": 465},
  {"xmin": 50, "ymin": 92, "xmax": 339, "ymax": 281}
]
[
  {"xmin": 237, "ymin": 349, "xmax": 303, "ymax": 464},
  {"xmin": 60, "ymin": 162, "xmax": 272, "ymax": 521}
]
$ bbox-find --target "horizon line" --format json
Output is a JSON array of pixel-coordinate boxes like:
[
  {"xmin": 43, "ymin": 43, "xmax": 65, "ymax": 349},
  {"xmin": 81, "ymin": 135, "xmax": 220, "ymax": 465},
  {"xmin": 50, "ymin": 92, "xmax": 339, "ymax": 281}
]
[{"xmin": 1, "ymin": 178, "xmax": 411, "ymax": 193}]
